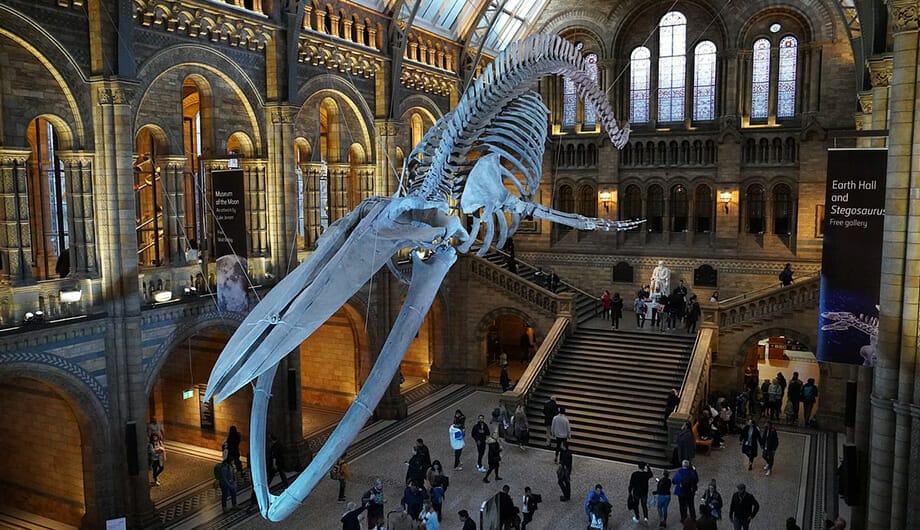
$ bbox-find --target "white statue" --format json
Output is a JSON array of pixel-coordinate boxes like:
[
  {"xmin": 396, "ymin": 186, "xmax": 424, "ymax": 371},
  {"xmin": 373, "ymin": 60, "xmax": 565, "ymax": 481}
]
[{"xmin": 650, "ymin": 260, "xmax": 671, "ymax": 296}]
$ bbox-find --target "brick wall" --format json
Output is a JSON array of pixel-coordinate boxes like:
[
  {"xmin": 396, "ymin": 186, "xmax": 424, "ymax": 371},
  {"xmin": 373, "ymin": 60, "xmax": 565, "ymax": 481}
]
[
  {"xmin": 154, "ymin": 339, "xmax": 253, "ymax": 457},
  {"xmin": 299, "ymin": 311, "xmax": 358, "ymax": 410},
  {"xmin": 402, "ymin": 314, "xmax": 432, "ymax": 378},
  {"xmin": 0, "ymin": 378, "xmax": 84, "ymax": 527},
  {"xmin": 0, "ymin": 34, "xmax": 79, "ymax": 147}
]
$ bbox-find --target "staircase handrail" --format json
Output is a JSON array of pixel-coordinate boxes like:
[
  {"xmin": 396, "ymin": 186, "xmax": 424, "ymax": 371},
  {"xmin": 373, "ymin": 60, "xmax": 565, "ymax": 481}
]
[
  {"xmin": 501, "ymin": 316, "xmax": 571, "ymax": 409},
  {"xmin": 702, "ymin": 274, "xmax": 821, "ymax": 330},
  {"xmin": 717, "ymin": 271, "xmax": 820, "ymax": 306},
  {"xmin": 469, "ymin": 255, "xmax": 576, "ymax": 317},
  {"xmin": 666, "ymin": 325, "xmax": 715, "ymax": 452},
  {"xmin": 488, "ymin": 247, "xmax": 600, "ymax": 302}
]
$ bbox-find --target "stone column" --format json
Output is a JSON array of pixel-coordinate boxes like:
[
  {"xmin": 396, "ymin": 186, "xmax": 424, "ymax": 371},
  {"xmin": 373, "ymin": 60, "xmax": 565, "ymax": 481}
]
[
  {"xmin": 856, "ymin": 91, "xmax": 873, "ymax": 148},
  {"xmin": 868, "ymin": 2, "xmax": 920, "ymax": 528},
  {"xmin": 266, "ymin": 106, "xmax": 298, "ymax": 279},
  {"xmin": 57, "ymin": 152, "xmax": 98, "ymax": 277},
  {"xmin": 868, "ymin": 56, "xmax": 893, "ymax": 148},
  {"xmin": 0, "ymin": 149, "xmax": 35, "ymax": 285},
  {"xmin": 91, "ymin": 81, "xmax": 157, "ymax": 527},
  {"xmin": 375, "ymin": 120, "xmax": 401, "ymax": 197}
]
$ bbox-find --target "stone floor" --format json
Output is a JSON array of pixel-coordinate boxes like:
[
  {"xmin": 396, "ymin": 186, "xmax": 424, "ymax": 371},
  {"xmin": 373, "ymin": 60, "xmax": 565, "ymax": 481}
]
[{"xmin": 232, "ymin": 390, "xmax": 812, "ymax": 530}]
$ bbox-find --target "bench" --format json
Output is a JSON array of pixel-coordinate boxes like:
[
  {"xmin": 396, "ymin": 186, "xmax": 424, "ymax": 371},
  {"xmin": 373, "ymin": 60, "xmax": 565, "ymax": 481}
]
[{"xmin": 692, "ymin": 422, "xmax": 713, "ymax": 455}]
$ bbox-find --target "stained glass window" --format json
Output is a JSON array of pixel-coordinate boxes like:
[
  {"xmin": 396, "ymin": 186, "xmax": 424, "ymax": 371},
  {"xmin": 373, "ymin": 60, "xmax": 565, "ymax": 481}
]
[
  {"xmin": 777, "ymin": 36, "xmax": 798, "ymax": 118},
  {"xmin": 751, "ymin": 38, "xmax": 771, "ymax": 119},
  {"xmin": 563, "ymin": 74, "xmax": 576, "ymax": 128},
  {"xmin": 658, "ymin": 11, "xmax": 686, "ymax": 122},
  {"xmin": 693, "ymin": 41, "xmax": 717, "ymax": 121},
  {"xmin": 583, "ymin": 53, "xmax": 598, "ymax": 128},
  {"xmin": 630, "ymin": 47, "xmax": 651, "ymax": 123}
]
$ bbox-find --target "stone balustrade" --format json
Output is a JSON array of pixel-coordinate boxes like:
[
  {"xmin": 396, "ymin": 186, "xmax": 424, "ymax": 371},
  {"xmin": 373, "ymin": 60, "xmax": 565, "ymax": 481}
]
[
  {"xmin": 702, "ymin": 273, "xmax": 820, "ymax": 330},
  {"xmin": 469, "ymin": 256, "xmax": 574, "ymax": 317}
]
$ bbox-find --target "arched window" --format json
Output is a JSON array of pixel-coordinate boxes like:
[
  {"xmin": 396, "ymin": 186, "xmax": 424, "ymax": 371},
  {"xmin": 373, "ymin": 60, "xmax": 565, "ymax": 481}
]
[
  {"xmin": 773, "ymin": 184, "xmax": 793, "ymax": 234},
  {"xmin": 693, "ymin": 41, "xmax": 717, "ymax": 121},
  {"xmin": 658, "ymin": 11, "xmax": 686, "ymax": 122},
  {"xmin": 622, "ymin": 185, "xmax": 642, "ymax": 220},
  {"xmin": 27, "ymin": 117, "xmax": 69, "ymax": 280},
  {"xmin": 746, "ymin": 185, "xmax": 766, "ymax": 233},
  {"xmin": 563, "ymin": 71, "xmax": 576, "ymax": 128},
  {"xmin": 557, "ymin": 184, "xmax": 575, "ymax": 233},
  {"xmin": 751, "ymin": 38, "xmax": 771, "ymax": 119},
  {"xmin": 630, "ymin": 47, "xmax": 651, "ymax": 124},
  {"xmin": 294, "ymin": 139, "xmax": 311, "ymax": 249},
  {"xmin": 576, "ymin": 185, "xmax": 596, "ymax": 217},
  {"xmin": 695, "ymin": 185, "xmax": 712, "ymax": 232},
  {"xmin": 410, "ymin": 113, "xmax": 424, "ymax": 151},
  {"xmin": 777, "ymin": 36, "xmax": 798, "ymax": 118},
  {"xmin": 134, "ymin": 127, "xmax": 167, "ymax": 267},
  {"xmin": 671, "ymin": 184, "xmax": 688, "ymax": 232},
  {"xmin": 647, "ymin": 184, "xmax": 664, "ymax": 233},
  {"xmin": 583, "ymin": 53, "xmax": 599, "ymax": 128}
]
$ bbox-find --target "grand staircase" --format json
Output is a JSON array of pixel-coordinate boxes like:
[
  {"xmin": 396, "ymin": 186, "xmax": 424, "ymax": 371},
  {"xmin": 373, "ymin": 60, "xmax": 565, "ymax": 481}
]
[
  {"xmin": 524, "ymin": 328, "xmax": 694, "ymax": 466},
  {"xmin": 475, "ymin": 248, "xmax": 697, "ymax": 466}
]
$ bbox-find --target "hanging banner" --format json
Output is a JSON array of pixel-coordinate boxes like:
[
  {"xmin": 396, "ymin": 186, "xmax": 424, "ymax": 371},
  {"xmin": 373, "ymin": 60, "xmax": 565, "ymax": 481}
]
[
  {"xmin": 212, "ymin": 169, "xmax": 249, "ymax": 312},
  {"xmin": 211, "ymin": 169, "xmax": 247, "ymax": 258},
  {"xmin": 817, "ymin": 148, "xmax": 887, "ymax": 365}
]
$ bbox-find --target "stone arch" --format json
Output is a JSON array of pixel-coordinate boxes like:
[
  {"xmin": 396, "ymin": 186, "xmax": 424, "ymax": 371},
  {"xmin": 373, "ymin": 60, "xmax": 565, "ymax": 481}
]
[
  {"xmin": 397, "ymin": 93, "xmax": 445, "ymax": 122},
  {"xmin": 296, "ymin": 89, "xmax": 372, "ymax": 164},
  {"xmin": 473, "ymin": 307, "xmax": 541, "ymax": 368},
  {"xmin": 0, "ymin": 22, "xmax": 87, "ymax": 148},
  {"xmin": 135, "ymin": 123, "xmax": 171, "ymax": 156},
  {"xmin": 227, "ymin": 130, "xmax": 255, "ymax": 157},
  {"xmin": 538, "ymin": 10, "xmax": 611, "ymax": 56},
  {"xmin": 27, "ymin": 113, "xmax": 76, "ymax": 151},
  {"xmin": 182, "ymin": 73, "xmax": 215, "ymax": 156},
  {"xmin": 734, "ymin": 326, "xmax": 814, "ymax": 359},
  {"xmin": 610, "ymin": 0, "xmax": 730, "ymax": 60},
  {"xmin": 144, "ymin": 312, "xmax": 245, "ymax": 395},
  {"xmin": 0, "ymin": 358, "xmax": 112, "ymax": 529},
  {"xmin": 735, "ymin": 1, "xmax": 836, "ymax": 47},
  {"xmin": 296, "ymin": 75, "xmax": 375, "ymax": 154},
  {"xmin": 134, "ymin": 45, "xmax": 264, "ymax": 155}
]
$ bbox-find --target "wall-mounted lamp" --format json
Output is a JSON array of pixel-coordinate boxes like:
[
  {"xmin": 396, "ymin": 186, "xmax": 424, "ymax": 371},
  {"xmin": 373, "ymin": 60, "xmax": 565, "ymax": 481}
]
[
  {"xmin": 60, "ymin": 289, "xmax": 83, "ymax": 303},
  {"xmin": 153, "ymin": 290, "xmax": 173, "ymax": 303},
  {"xmin": 719, "ymin": 191, "xmax": 732, "ymax": 214},
  {"xmin": 599, "ymin": 190, "xmax": 612, "ymax": 213}
]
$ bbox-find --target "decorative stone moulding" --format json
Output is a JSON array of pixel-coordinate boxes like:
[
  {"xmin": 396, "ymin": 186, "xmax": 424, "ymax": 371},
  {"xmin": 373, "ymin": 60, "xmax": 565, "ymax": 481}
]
[
  {"xmin": 133, "ymin": 0, "xmax": 272, "ymax": 51},
  {"xmin": 298, "ymin": 34, "xmax": 383, "ymax": 78}
]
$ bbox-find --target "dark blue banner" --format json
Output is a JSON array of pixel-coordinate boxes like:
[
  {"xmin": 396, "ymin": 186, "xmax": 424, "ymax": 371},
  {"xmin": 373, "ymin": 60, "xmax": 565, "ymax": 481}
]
[{"xmin": 817, "ymin": 149, "xmax": 886, "ymax": 365}]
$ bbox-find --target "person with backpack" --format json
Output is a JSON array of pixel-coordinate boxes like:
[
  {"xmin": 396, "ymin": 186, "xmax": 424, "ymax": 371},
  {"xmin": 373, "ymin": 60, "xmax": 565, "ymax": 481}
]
[
  {"xmin": 331, "ymin": 453, "xmax": 350, "ymax": 501},
  {"xmin": 802, "ymin": 378, "xmax": 819, "ymax": 425},
  {"xmin": 214, "ymin": 456, "xmax": 238, "ymax": 512},
  {"xmin": 520, "ymin": 486, "xmax": 541, "ymax": 530},
  {"xmin": 361, "ymin": 478, "xmax": 386, "ymax": 529},
  {"xmin": 779, "ymin": 263, "xmax": 794, "ymax": 286}
]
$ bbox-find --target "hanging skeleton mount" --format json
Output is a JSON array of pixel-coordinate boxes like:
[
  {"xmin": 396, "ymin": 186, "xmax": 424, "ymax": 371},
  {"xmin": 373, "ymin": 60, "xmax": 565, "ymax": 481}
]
[{"xmin": 206, "ymin": 33, "xmax": 638, "ymax": 522}]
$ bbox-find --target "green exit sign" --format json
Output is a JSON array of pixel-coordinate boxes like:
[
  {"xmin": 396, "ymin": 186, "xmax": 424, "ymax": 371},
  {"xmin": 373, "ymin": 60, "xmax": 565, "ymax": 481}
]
[{"xmin": 183, "ymin": 389, "xmax": 195, "ymax": 400}]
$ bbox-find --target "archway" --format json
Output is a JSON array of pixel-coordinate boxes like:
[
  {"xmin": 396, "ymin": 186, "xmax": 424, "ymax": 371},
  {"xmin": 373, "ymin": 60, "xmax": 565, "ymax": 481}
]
[
  {"xmin": 147, "ymin": 328, "xmax": 252, "ymax": 504},
  {"xmin": 0, "ymin": 377, "xmax": 88, "ymax": 527},
  {"xmin": 297, "ymin": 304, "xmax": 371, "ymax": 437},
  {"xmin": 478, "ymin": 309, "xmax": 539, "ymax": 388},
  {"xmin": 738, "ymin": 329, "xmax": 819, "ymax": 425}
]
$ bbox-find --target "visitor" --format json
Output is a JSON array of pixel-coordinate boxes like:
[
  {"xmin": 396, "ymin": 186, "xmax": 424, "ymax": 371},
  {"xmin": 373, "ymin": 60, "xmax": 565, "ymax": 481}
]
[
  {"xmin": 148, "ymin": 433, "xmax": 166, "ymax": 487},
  {"xmin": 601, "ymin": 290, "xmax": 612, "ymax": 320},
  {"xmin": 542, "ymin": 396, "xmax": 558, "ymax": 448},
  {"xmin": 611, "ymin": 292, "xmax": 624, "ymax": 330},
  {"xmin": 628, "ymin": 461, "xmax": 654, "ymax": 523},
  {"xmin": 449, "ymin": 420, "xmax": 465, "ymax": 471},
  {"xmin": 654, "ymin": 469, "xmax": 672, "ymax": 528},
  {"xmin": 803, "ymin": 378, "xmax": 819, "ymax": 425},
  {"xmin": 472, "ymin": 415, "xmax": 491, "ymax": 472},
  {"xmin": 483, "ymin": 434, "xmax": 503, "ymax": 483},
  {"xmin": 729, "ymin": 484, "xmax": 760, "ymax": 530},
  {"xmin": 779, "ymin": 263, "xmax": 794, "ymax": 286},
  {"xmin": 557, "ymin": 440, "xmax": 573, "ymax": 501},
  {"xmin": 762, "ymin": 421, "xmax": 780, "ymax": 476},
  {"xmin": 225, "ymin": 425, "xmax": 244, "ymax": 474},
  {"xmin": 551, "ymin": 406, "xmax": 571, "ymax": 463},
  {"xmin": 740, "ymin": 419, "xmax": 761, "ymax": 471}
]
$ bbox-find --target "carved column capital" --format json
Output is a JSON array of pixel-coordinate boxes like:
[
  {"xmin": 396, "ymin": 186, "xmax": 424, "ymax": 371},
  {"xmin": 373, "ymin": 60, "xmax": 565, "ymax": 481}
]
[
  {"xmin": 96, "ymin": 86, "xmax": 133, "ymax": 105},
  {"xmin": 867, "ymin": 56, "xmax": 894, "ymax": 87},
  {"xmin": 858, "ymin": 91, "xmax": 874, "ymax": 113},
  {"xmin": 889, "ymin": 0, "xmax": 920, "ymax": 32},
  {"xmin": 267, "ymin": 105, "xmax": 298, "ymax": 124}
]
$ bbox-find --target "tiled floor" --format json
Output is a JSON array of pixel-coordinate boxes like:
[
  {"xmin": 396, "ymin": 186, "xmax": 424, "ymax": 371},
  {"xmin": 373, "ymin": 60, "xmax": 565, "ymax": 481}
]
[{"xmin": 233, "ymin": 390, "xmax": 811, "ymax": 530}]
